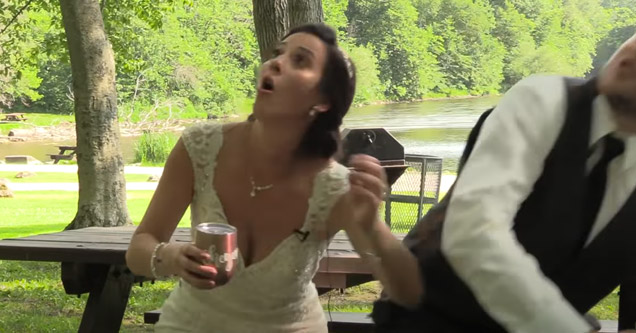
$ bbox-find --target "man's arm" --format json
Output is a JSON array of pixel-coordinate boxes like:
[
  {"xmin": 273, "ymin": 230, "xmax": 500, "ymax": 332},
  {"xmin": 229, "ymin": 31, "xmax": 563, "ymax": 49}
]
[{"xmin": 441, "ymin": 75, "xmax": 592, "ymax": 332}]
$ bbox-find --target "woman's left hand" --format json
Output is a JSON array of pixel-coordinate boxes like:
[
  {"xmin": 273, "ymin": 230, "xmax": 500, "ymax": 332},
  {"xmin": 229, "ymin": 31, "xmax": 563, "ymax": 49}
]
[{"xmin": 345, "ymin": 154, "xmax": 388, "ymax": 232}]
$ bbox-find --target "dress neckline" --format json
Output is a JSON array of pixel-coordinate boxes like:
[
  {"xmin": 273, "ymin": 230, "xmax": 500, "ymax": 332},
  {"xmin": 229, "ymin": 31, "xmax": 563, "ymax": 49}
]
[{"xmin": 204, "ymin": 123, "xmax": 336, "ymax": 271}]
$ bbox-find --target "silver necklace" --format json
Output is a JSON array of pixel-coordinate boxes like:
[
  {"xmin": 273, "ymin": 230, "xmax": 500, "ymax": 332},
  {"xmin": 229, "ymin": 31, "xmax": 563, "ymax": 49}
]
[
  {"xmin": 249, "ymin": 176, "xmax": 273, "ymax": 197},
  {"xmin": 246, "ymin": 123, "xmax": 274, "ymax": 197}
]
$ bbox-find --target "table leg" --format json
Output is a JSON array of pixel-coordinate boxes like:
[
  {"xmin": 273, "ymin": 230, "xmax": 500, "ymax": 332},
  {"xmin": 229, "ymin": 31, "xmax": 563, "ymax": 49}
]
[
  {"xmin": 619, "ymin": 279, "xmax": 636, "ymax": 330},
  {"xmin": 61, "ymin": 263, "xmax": 134, "ymax": 333}
]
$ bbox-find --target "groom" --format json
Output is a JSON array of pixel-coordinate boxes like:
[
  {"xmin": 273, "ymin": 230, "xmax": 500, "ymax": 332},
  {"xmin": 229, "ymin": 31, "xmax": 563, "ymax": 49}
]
[{"xmin": 372, "ymin": 33, "xmax": 636, "ymax": 332}]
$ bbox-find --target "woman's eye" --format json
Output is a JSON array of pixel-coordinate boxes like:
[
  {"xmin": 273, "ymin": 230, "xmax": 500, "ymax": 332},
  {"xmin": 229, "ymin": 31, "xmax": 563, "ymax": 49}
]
[{"xmin": 294, "ymin": 54, "xmax": 306, "ymax": 65}]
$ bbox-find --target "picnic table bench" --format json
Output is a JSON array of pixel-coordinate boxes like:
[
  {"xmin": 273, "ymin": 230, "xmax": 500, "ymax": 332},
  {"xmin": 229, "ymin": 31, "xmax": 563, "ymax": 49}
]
[
  {"xmin": 48, "ymin": 145, "xmax": 76, "ymax": 164},
  {"xmin": 0, "ymin": 226, "xmax": 395, "ymax": 332},
  {"xmin": 1, "ymin": 112, "xmax": 27, "ymax": 122}
]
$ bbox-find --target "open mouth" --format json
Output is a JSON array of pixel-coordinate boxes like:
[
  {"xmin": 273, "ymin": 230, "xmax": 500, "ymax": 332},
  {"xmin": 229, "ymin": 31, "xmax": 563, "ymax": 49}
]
[{"xmin": 260, "ymin": 77, "xmax": 275, "ymax": 92}]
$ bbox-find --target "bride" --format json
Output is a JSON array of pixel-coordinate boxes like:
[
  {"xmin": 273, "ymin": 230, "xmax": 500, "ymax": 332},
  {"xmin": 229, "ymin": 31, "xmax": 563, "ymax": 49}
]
[{"xmin": 125, "ymin": 23, "xmax": 421, "ymax": 333}]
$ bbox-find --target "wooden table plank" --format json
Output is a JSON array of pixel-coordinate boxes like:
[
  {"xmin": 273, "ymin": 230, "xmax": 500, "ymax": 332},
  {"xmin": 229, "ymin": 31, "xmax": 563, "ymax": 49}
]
[
  {"xmin": 7, "ymin": 227, "xmax": 350, "ymax": 243},
  {"xmin": 0, "ymin": 228, "xmax": 189, "ymax": 245},
  {"xmin": 314, "ymin": 273, "xmax": 347, "ymax": 289}
]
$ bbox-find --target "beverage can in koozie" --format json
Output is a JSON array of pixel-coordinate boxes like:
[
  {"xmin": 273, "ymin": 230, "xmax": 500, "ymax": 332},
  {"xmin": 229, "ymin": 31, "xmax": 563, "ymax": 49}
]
[{"xmin": 194, "ymin": 222, "xmax": 238, "ymax": 285}]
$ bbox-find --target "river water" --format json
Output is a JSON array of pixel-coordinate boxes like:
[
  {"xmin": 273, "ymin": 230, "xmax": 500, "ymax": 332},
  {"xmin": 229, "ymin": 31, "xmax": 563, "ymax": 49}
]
[{"xmin": 0, "ymin": 96, "xmax": 501, "ymax": 173}]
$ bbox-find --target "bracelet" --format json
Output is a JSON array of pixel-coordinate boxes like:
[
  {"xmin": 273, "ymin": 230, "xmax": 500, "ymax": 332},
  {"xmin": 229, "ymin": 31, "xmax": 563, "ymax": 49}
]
[{"xmin": 150, "ymin": 242, "xmax": 169, "ymax": 280}]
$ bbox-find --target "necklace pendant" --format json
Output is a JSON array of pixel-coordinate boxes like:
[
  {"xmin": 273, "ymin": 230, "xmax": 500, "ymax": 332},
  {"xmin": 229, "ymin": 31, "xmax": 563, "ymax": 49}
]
[{"xmin": 249, "ymin": 176, "xmax": 273, "ymax": 197}]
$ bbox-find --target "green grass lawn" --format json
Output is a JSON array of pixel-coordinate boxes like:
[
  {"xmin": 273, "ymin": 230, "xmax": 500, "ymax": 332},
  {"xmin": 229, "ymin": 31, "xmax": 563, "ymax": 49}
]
[
  {"xmin": 0, "ymin": 171, "xmax": 152, "ymax": 183},
  {"xmin": 0, "ymin": 190, "xmax": 620, "ymax": 331},
  {"xmin": 381, "ymin": 190, "xmax": 445, "ymax": 234},
  {"xmin": 0, "ymin": 191, "xmax": 189, "ymax": 239},
  {"xmin": 0, "ymin": 260, "xmax": 175, "ymax": 332}
]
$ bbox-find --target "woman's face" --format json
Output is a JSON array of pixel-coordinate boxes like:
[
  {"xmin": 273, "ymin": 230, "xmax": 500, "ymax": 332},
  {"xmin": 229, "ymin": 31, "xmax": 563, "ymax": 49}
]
[{"xmin": 253, "ymin": 32, "xmax": 329, "ymax": 121}]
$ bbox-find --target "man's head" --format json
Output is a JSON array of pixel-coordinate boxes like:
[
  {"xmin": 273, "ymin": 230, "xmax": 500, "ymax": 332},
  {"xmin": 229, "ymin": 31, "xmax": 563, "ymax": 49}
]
[{"xmin": 598, "ymin": 32, "xmax": 636, "ymax": 132}]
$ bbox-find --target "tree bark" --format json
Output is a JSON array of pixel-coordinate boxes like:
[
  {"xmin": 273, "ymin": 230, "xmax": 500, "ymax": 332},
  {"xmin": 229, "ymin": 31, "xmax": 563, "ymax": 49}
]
[
  {"xmin": 252, "ymin": 0, "xmax": 290, "ymax": 62},
  {"xmin": 288, "ymin": 0, "xmax": 323, "ymax": 29},
  {"xmin": 59, "ymin": 0, "xmax": 131, "ymax": 229}
]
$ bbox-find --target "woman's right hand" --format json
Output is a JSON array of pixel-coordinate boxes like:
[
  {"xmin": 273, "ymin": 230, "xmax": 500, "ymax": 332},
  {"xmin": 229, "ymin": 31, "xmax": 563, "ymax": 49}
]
[{"xmin": 162, "ymin": 243, "xmax": 218, "ymax": 289}]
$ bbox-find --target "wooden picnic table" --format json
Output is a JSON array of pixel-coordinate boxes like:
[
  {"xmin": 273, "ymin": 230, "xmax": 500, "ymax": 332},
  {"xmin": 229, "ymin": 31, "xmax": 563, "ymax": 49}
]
[
  {"xmin": 48, "ymin": 145, "xmax": 77, "ymax": 164},
  {"xmin": 0, "ymin": 226, "xmax": 398, "ymax": 333},
  {"xmin": 1, "ymin": 113, "xmax": 27, "ymax": 122},
  {"xmin": 56, "ymin": 145, "xmax": 77, "ymax": 154}
]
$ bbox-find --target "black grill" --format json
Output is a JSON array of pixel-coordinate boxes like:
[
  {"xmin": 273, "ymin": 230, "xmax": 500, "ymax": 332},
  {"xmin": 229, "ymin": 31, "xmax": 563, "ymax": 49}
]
[{"xmin": 340, "ymin": 128, "xmax": 408, "ymax": 185}]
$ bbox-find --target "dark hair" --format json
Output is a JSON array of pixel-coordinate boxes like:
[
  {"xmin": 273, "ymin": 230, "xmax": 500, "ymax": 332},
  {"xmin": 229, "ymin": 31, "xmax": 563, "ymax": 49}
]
[{"xmin": 286, "ymin": 23, "xmax": 357, "ymax": 159}]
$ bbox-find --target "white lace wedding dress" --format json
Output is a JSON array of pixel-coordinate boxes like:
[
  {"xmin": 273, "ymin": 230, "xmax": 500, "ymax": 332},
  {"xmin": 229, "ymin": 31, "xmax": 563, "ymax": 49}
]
[{"xmin": 154, "ymin": 122, "xmax": 350, "ymax": 333}]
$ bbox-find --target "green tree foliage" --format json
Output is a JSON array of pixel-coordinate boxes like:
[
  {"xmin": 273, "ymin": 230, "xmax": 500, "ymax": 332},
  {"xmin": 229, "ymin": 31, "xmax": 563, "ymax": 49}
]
[
  {"xmin": 114, "ymin": 0, "xmax": 259, "ymax": 119},
  {"xmin": 323, "ymin": 0, "xmax": 348, "ymax": 38},
  {"xmin": 324, "ymin": 0, "xmax": 384, "ymax": 104},
  {"xmin": 561, "ymin": 0, "xmax": 608, "ymax": 74},
  {"xmin": 347, "ymin": 0, "xmax": 442, "ymax": 100},
  {"xmin": 489, "ymin": 0, "xmax": 607, "ymax": 87},
  {"xmin": 0, "ymin": 5, "xmax": 45, "ymax": 111},
  {"xmin": 420, "ymin": 0, "xmax": 505, "ymax": 95},
  {"xmin": 0, "ymin": 0, "xmax": 633, "ymax": 114},
  {"xmin": 491, "ymin": 2, "xmax": 537, "ymax": 88}
]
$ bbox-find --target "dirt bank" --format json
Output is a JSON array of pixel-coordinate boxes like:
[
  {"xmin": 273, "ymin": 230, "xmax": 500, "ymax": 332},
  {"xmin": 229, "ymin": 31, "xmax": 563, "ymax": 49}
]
[{"xmin": 0, "ymin": 118, "xmax": 207, "ymax": 143}]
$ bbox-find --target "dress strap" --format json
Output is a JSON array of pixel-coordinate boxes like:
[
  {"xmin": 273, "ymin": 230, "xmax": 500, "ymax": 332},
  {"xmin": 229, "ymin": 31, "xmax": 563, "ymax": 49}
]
[
  {"xmin": 180, "ymin": 122, "xmax": 226, "ymax": 225},
  {"xmin": 303, "ymin": 162, "xmax": 350, "ymax": 234}
]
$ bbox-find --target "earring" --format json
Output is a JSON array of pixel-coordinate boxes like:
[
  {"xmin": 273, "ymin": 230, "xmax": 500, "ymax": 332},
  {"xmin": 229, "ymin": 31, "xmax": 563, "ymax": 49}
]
[{"xmin": 309, "ymin": 108, "xmax": 317, "ymax": 117}]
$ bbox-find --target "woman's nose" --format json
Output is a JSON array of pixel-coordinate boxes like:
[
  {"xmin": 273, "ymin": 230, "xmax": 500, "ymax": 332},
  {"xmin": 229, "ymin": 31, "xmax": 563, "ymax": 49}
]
[{"xmin": 268, "ymin": 57, "xmax": 282, "ymax": 74}]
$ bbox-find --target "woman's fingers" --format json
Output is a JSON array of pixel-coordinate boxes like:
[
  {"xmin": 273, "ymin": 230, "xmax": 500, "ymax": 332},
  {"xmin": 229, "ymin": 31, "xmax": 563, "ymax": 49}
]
[
  {"xmin": 349, "ymin": 170, "xmax": 386, "ymax": 200},
  {"xmin": 349, "ymin": 155, "xmax": 388, "ymax": 185},
  {"xmin": 344, "ymin": 154, "xmax": 390, "ymax": 232},
  {"xmin": 182, "ymin": 243, "xmax": 210, "ymax": 263},
  {"xmin": 178, "ymin": 254, "xmax": 217, "ymax": 278},
  {"xmin": 175, "ymin": 244, "xmax": 218, "ymax": 289},
  {"xmin": 348, "ymin": 154, "xmax": 388, "ymax": 204},
  {"xmin": 182, "ymin": 270, "xmax": 216, "ymax": 289}
]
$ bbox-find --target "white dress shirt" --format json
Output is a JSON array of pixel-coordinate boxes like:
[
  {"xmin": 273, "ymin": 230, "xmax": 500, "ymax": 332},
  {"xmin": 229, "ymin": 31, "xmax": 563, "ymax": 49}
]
[{"xmin": 441, "ymin": 75, "xmax": 636, "ymax": 333}]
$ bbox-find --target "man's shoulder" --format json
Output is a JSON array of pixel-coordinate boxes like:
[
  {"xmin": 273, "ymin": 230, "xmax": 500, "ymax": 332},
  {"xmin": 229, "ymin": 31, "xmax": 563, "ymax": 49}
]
[
  {"xmin": 497, "ymin": 75, "xmax": 570, "ymax": 114},
  {"xmin": 510, "ymin": 74, "xmax": 566, "ymax": 95}
]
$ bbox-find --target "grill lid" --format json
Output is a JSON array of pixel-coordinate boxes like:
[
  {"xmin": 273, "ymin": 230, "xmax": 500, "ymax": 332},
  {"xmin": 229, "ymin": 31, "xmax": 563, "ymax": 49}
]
[{"xmin": 340, "ymin": 128, "xmax": 408, "ymax": 185}]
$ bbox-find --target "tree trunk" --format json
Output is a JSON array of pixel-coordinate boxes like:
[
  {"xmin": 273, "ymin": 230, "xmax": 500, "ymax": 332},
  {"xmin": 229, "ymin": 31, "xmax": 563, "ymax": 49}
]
[
  {"xmin": 252, "ymin": 0, "xmax": 289, "ymax": 62},
  {"xmin": 288, "ymin": 0, "xmax": 323, "ymax": 29},
  {"xmin": 59, "ymin": 0, "xmax": 131, "ymax": 229}
]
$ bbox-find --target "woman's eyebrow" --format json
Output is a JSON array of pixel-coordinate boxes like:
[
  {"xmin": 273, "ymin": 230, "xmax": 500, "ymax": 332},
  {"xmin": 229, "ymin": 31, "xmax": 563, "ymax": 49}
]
[{"xmin": 297, "ymin": 46, "xmax": 315, "ymax": 59}]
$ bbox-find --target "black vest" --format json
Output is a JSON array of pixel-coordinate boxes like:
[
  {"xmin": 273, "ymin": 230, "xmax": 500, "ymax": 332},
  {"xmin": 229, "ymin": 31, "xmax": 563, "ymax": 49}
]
[{"xmin": 372, "ymin": 78, "xmax": 636, "ymax": 332}]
